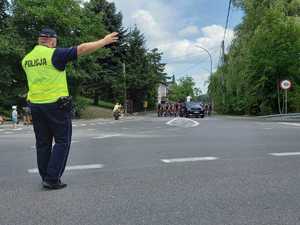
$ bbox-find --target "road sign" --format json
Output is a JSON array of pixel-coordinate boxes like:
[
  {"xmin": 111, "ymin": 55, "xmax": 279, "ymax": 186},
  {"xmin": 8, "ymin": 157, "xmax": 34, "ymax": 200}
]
[
  {"xmin": 280, "ymin": 80, "xmax": 292, "ymax": 90},
  {"xmin": 280, "ymin": 80, "xmax": 291, "ymax": 114},
  {"xmin": 144, "ymin": 101, "xmax": 148, "ymax": 109}
]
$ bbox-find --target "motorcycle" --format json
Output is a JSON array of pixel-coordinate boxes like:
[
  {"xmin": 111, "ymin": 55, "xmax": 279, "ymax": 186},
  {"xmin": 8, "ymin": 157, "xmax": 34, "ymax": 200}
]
[{"xmin": 113, "ymin": 110, "xmax": 121, "ymax": 120}]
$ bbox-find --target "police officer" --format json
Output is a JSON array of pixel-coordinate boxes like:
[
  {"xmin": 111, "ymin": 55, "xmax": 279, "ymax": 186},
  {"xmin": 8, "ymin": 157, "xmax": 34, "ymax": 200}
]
[{"xmin": 22, "ymin": 28, "xmax": 118, "ymax": 189}]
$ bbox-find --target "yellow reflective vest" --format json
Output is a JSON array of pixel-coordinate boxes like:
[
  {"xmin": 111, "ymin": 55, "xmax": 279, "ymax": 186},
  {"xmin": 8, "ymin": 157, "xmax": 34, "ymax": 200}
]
[{"xmin": 22, "ymin": 45, "xmax": 69, "ymax": 104}]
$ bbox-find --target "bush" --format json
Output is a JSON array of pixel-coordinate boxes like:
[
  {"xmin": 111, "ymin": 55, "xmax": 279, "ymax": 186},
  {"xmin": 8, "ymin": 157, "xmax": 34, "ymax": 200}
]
[{"xmin": 73, "ymin": 97, "xmax": 90, "ymax": 117}]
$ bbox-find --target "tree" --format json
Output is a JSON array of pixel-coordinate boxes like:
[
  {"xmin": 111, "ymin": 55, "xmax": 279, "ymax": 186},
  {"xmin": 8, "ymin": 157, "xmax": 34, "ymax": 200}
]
[
  {"xmin": 0, "ymin": 0, "xmax": 167, "ymax": 114},
  {"xmin": 209, "ymin": 0, "xmax": 300, "ymax": 115},
  {"xmin": 83, "ymin": 0, "xmax": 127, "ymax": 104},
  {"xmin": 124, "ymin": 27, "xmax": 166, "ymax": 111},
  {"xmin": 169, "ymin": 76, "xmax": 197, "ymax": 102}
]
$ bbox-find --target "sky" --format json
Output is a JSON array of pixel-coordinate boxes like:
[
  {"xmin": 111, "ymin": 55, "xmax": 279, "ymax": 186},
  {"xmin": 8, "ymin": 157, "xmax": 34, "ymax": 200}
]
[{"xmin": 107, "ymin": 0, "xmax": 244, "ymax": 93}]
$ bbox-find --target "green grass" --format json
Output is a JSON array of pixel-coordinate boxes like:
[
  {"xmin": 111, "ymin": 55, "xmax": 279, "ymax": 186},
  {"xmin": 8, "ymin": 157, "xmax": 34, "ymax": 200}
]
[
  {"xmin": 77, "ymin": 97, "xmax": 114, "ymax": 109},
  {"xmin": 75, "ymin": 96, "xmax": 114, "ymax": 119},
  {"xmin": 80, "ymin": 106, "xmax": 113, "ymax": 119}
]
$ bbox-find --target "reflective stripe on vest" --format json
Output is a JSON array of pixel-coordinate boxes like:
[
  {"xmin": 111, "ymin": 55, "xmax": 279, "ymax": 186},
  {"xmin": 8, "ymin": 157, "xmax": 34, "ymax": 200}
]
[{"xmin": 22, "ymin": 45, "xmax": 69, "ymax": 104}]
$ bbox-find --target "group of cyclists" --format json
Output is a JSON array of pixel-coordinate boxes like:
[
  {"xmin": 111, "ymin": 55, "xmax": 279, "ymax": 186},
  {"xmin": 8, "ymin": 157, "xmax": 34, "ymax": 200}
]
[
  {"xmin": 157, "ymin": 102, "xmax": 181, "ymax": 117},
  {"xmin": 157, "ymin": 102, "xmax": 212, "ymax": 117}
]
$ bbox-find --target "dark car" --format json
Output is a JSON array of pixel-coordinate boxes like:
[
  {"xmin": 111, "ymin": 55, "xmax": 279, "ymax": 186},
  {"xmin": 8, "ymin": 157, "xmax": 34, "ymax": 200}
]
[{"xmin": 180, "ymin": 102, "xmax": 205, "ymax": 118}]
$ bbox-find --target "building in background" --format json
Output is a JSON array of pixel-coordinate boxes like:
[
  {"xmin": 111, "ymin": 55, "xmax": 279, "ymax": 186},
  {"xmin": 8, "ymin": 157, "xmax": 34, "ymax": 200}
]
[
  {"xmin": 157, "ymin": 75, "xmax": 176, "ymax": 104},
  {"xmin": 157, "ymin": 83, "xmax": 168, "ymax": 104}
]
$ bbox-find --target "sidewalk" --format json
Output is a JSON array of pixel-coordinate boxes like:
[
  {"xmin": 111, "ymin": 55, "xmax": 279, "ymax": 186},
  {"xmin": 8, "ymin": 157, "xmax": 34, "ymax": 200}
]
[{"xmin": 0, "ymin": 122, "xmax": 31, "ymax": 129}]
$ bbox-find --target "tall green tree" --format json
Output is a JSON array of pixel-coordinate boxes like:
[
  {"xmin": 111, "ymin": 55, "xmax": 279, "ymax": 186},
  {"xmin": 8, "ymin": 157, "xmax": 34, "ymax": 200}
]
[
  {"xmin": 82, "ymin": 0, "xmax": 127, "ymax": 104},
  {"xmin": 0, "ymin": 0, "xmax": 167, "ymax": 114},
  {"xmin": 209, "ymin": 0, "xmax": 300, "ymax": 115},
  {"xmin": 169, "ymin": 76, "xmax": 197, "ymax": 102}
]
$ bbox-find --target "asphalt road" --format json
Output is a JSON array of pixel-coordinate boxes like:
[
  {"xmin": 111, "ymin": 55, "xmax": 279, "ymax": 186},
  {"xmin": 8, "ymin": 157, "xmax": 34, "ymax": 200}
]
[{"xmin": 1, "ymin": 115, "xmax": 300, "ymax": 225}]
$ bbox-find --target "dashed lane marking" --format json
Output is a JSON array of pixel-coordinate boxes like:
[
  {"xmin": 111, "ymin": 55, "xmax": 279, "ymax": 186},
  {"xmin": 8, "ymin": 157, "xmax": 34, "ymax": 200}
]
[
  {"xmin": 161, "ymin": 157, "xmax": 218, "ymax": 164},
  {"xmin": 278, "ymin": 122, "xmax": 300, "ymax": 127},
  {"xmin": 28, "ymin": 164, "xmax": 104, "ymax": 174},
  {"xmin": 92, "ymin": 134, "xmax": 122, "ymax": 139},
  {"xmin": 269, "ymin": 152, "xmax": 300, "ymax": 156}
]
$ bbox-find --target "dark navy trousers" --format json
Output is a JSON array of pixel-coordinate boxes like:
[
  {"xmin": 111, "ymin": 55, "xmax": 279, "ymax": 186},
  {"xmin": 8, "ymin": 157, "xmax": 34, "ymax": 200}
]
[{"xmin": 29, "ymin": 102, "xmax": 72, "ymax": 182}]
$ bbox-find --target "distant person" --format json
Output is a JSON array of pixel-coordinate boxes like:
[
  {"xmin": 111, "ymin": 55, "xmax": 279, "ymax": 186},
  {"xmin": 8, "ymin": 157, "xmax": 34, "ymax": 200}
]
[
  {"xmin": 22, "ymin": 105, "xmax": 31, "ymax": 126},
  {"xmin": 113, "ymin": 102, "xmax": 121, "ymax": 113},
  {"xmin": 21, "ymin": 28, "xmax": 118, "ymax": 190},
  {"xmin": 113, "ymin": 102, "xmax": 122, "ymax": 120},
  {"xmin": 186, "ymin": 96, "xmax": 192, "ymax": 102},
  {"xmin": 204, "ymin": 104, "xmax": 208, "ymax": 116},
  {"xmin": 175, "ymin": 102, "xmax": 180, "ymax": 117},
  {"xmin": 208, "ymin": 103, "xmax": 212, "ymax": 116},
  {"xmin": 0, "ymin": 114, "xmax": 4, "ymax": 125},
  {"xmin": 11, "ymin": 106, "xmax": 18, "ymax": 129},
  {"xmin": 157, "ymin": 103, "xmax": 162, "ymax": 117}
]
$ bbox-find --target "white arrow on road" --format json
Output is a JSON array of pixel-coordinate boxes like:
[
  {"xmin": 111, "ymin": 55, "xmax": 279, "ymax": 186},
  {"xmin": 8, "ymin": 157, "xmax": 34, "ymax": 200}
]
[{"xmin": 166, "ymin": 118, "xmax": 199, "ymax": 128}]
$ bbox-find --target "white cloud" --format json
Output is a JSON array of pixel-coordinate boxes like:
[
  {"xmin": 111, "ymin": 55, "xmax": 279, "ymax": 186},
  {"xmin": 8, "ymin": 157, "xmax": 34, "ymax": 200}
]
[
  {"xmin": 131, "ymin": 9, "xmax": 234, "ymax": 92},
  {"xmin": 195, "ymin": 25, "xmax": 234, "ymax": 51},
  {"xmin": 179, "ymin": 25, "xmax": 200, "ymax": 37},
  {"xmin": 132, "ymin": 9, "xmax": 171, "ymax": 42},
  {"xmin": 105, "ymin": 0, "xmax": 237, "ymax": 93},
  {"xmin": 158, "ymin": 25, "xmax": 234, "ymax": 67}
]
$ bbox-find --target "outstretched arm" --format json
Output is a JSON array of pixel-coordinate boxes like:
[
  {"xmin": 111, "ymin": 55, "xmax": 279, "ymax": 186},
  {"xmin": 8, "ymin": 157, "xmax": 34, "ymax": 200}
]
[{"xmin": 77, "ymin": 32, "xmax": 119, "ymax": 56}]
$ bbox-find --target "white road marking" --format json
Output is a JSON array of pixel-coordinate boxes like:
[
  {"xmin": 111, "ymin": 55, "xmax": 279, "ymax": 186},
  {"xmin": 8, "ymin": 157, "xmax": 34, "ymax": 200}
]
[
  {"xmin": 92, "ymin": 133, "xmax": 159, "ymax": 139},
  {"xmin": 72, "ymin": 124, "xmax": 77, "ymax": 127},
  {"xmin": 28, "ymin": 164, "xmax": 104, "ymax": 174},
  {"xmin": 81, "ymin": 124, "xmax": 87, "ymax": 127},
  {"xmin": 269, "ymin": 152, "xmax": 300, "ymax": 156},
  {"xmin": 13, "ymin": 128, "xmax": 23, "ymax": 131},
  {"xmin": 278, "ymin": 122, "xmax": 300, "ymax": 127},
  {"xmin": 88, "ymin": 129, "xmax": 96, "ymax": 131},
  {"xmin": 92, "ymin": 134, "xmax": 122, "ymax": 139},
  {"xmin": 71, "ymin": 140, "xmax": 80, "ymax": 144},
  {"xmin": 166, "ymin": 118, "xmax": 199, "ymax": 128},
  {"xmin": 161, "ymin": 157, "xmax": 218, "ymax": 163},
  {"xmin": 166, "ymin": 118, "xmax": 177, "ymax": 125},
  {"xmin": 4, "ymin": 132, "xmax": 13, "ymax": 134}
]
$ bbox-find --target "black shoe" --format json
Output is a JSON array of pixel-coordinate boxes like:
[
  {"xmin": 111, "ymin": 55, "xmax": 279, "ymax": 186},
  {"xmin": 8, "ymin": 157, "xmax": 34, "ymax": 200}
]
[{"xmin": 42, "ymin": 180, "xmax": 67, "ymax": 190}]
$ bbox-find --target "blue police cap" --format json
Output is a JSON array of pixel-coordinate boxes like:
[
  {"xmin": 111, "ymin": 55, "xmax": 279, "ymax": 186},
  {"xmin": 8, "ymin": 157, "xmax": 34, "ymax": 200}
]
[{"xmin": 39, "ymin": 28, "xmax": 57, "ymax": 38}]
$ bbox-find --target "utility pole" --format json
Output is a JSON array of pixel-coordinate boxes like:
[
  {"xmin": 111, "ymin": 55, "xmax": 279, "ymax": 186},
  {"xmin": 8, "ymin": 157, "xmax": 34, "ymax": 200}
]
[
  {"xmin": 122, "ymin": 62, "xmax": 127, "ymax": 115},
  {"xmin": 220, "ymin": 41, "xmax": 226, "ymax": 107},
  {"xmin": 285, "ymin": 89, "xmax": 288, "ymax": 114}
]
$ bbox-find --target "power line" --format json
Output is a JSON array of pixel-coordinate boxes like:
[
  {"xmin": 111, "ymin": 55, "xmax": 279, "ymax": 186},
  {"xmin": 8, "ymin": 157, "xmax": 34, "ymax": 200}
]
[
  {"xmin": 162, "ymin": 47, "xmax": 220, "ymax": 64},
  {"xmin": 218, "ymin": 0, "xmax": 232, "ymax": 66},
  {"xmin": 223, "ymin": 0, "xmax": 233, "ymax": 42}
]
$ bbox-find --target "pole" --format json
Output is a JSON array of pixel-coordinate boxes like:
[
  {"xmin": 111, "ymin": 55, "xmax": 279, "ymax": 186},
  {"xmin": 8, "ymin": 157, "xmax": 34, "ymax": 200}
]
[
  {"xmin": 285, "ymin": 89, "xmax": 288, "ymax": 114},
  {"xmin": 123, "ymin": 63, "xmax": 127, "ymax": 115},
  {"xmin": 195, "ymin": 45, "xmax": 214, "ymax": 107},
  {"xmin": 195, "ymin": 45, "xmax": 213, "ymax": 78}
]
